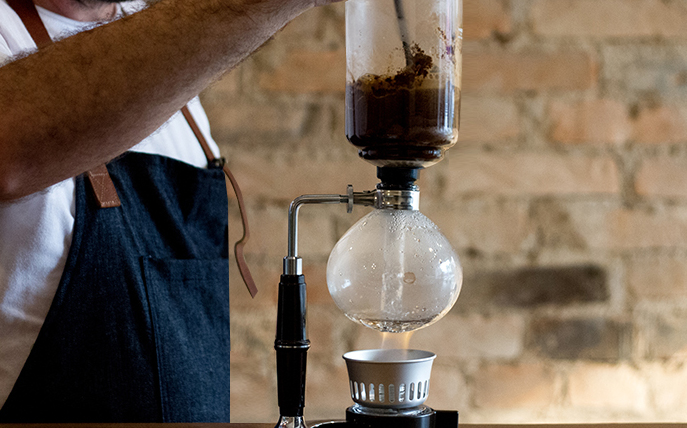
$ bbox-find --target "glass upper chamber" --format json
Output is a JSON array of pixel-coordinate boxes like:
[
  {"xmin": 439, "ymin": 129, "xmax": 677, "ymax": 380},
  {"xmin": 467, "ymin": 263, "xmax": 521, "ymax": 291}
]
[
  {"xmin": 326, "ymin": 208, "xmax": 462, "ymax": 333},
  {"xmin": 345, "ymin": 0, "xmax": 463, "ymax": 168}
]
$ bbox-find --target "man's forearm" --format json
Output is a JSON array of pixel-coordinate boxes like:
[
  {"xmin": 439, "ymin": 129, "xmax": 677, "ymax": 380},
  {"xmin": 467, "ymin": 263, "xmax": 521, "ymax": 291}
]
[{"xmin": 0, "ymin": 0, "xmax": 333, "ymax": 200}]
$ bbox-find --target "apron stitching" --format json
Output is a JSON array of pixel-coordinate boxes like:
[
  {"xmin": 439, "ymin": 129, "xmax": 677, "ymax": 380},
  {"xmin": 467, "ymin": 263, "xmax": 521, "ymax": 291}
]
[{"xmin": 139, "ymin": 256, "xmax": 166, "ymax": 422}]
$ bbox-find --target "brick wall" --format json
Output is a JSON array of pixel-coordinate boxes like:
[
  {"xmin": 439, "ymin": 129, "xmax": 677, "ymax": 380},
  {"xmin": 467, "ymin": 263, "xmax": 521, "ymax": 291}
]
[{"xmin": 200, "ymin": 0, "xmax": 687, "ymax": 423}]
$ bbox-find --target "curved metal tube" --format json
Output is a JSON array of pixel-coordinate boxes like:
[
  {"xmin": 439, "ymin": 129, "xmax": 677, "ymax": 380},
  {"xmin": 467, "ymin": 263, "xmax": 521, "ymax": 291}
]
[
  {"xmin": 283, "ymin": 193, "xmax": 348, "ymax": 275},
  {"xmin": 282, "ymin": 186, "xmax": 418, "ymax": 275},
  {"xmin": 288, "ymin": 194, "xmax": 349, "ymax": 258}
]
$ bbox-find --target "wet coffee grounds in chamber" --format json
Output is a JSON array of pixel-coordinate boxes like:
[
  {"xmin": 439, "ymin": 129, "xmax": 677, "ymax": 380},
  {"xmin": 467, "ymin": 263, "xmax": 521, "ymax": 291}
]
[{"xmin": 346, "ymin": 44, "xmax": 457, "ymax": 168}]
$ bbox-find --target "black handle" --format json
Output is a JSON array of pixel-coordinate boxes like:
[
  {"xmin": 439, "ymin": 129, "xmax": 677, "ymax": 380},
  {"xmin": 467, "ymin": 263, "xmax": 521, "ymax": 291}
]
[{"xmin": 275, "ymin": 274, "xmax": 310, "ymax": 417}]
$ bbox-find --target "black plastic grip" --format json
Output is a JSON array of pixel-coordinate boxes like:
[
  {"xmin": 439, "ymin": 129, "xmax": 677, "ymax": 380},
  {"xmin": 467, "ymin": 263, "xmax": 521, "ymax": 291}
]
[{"xmin": 275, "ymin": 274, "xmax": 310, "ymax": 417}]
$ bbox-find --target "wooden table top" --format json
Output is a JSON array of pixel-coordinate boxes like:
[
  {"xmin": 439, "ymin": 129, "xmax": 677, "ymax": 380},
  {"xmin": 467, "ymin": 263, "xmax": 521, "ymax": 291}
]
[{"xmin": 2, "ymin": 424, "xmax": 686, "ymax": 428}]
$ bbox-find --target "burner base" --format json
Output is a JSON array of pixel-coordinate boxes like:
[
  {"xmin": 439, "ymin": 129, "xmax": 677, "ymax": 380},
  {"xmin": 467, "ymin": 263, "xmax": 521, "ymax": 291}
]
[{"xmin": 345, "ymin": 406, "xmax": 458, "ymax": 428}]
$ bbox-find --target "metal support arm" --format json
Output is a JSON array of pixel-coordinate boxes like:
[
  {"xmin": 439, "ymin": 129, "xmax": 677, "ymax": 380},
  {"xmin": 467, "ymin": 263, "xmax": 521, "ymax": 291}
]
[{"xmin": 283, "ymin": 185, "xmax": 418, "ymax": 275}]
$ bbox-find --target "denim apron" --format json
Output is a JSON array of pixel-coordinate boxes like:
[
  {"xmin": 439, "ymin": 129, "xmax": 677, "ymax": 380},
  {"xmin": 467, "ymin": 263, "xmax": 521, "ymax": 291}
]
[{"xmin": 0, "ymin": 153, "xmax": 231, "ymax": 422}]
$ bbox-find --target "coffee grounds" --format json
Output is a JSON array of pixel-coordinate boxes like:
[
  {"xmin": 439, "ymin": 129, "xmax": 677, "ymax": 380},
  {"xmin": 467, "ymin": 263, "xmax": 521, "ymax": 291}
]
[
  {"xmin": 362, "ymin": 44, "xmax": 433, "ymax": 97},
  {"xmin": 345, "ymin": 44, "xmax": 456, "ymax": 167}
]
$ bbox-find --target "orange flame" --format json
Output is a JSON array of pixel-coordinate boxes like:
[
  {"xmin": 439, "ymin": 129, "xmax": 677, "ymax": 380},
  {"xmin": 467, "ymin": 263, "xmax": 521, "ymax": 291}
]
[{"xmin": 380, "ymin": 331, "xmax": 414, "ymax": 349}]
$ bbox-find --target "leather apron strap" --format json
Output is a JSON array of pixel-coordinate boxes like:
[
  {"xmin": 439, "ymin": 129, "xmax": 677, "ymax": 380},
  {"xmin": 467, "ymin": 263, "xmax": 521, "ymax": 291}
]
[
  {"xmin": 6, "ymin": 0, "xmax": 258, "ymax": 297},
  {"xmin": 180, "ymin": 106, "xmax": 258, "ymax": 298},
  {"xmin": 5, "ymin": 0, "xmax": 48, "ymax": 47}
]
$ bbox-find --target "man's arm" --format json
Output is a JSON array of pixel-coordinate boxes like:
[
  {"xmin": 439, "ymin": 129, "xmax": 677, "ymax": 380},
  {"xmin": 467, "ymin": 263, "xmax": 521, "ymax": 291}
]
[{"xmin": 0, "ymin": 0, "xmax": 339, "ymax": 201}]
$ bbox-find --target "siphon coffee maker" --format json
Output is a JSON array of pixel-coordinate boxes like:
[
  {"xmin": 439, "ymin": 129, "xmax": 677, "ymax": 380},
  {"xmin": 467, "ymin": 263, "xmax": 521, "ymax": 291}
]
[{"xmin": 273, "ymin": 0, "xmax": 463, "ymax": 427}]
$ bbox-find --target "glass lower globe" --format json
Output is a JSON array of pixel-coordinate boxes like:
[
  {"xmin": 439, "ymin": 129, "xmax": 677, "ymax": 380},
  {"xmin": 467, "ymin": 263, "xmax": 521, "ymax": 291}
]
[{"xmin": 326, "ymin": 208, "xmax": 462, "ymax": 333}]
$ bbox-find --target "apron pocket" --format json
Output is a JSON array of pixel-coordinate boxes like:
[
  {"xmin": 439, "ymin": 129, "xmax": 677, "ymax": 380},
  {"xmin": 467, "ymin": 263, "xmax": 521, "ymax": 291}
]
[{"xmin": 141, "ymin": 256, "xmax": 230, "ymax": 422}]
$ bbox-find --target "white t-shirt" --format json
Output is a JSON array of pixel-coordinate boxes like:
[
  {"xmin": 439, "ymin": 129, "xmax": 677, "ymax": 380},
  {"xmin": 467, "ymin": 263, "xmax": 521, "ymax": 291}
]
[{"xmin": 0, "ymin": 0, "xmax": 221, "ymax": 408}]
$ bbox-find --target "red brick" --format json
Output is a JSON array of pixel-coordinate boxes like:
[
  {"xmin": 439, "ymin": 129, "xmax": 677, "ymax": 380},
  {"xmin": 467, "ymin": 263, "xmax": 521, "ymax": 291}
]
[
  {"xmin": 473, "ymin": 363, "xmax": 556, "ymax": 409},
  {"xmin": 549, "ymin": 99, "xmax": 631, "ymax": 144},
  {"xmin": 410, "ymin": 313, "xmax": 525, "ymax": 359},
  {"xmin": 464, "ymin": 265, "xmax": 608, "ymax": 310},
  {"xmin": 531, "ymin": 0, "xmax": 687, "ymax": 38},
  {"xmin": 353, "ymin": 314, "xmax": 525, "ymax": 360},
  {"xmin": 464, "ymin": 0, "xmax": 511, "ymax": 40},
  {"xmin": 423, "ymin": 362, "xmax": 469, "ymax": 411},
  {"xmin": 241, "ymin": 203, "xmax": 337, "ymax": 260},
  {"xmin": 226, "ymin": 150, "xmax": 378, "ymax": 203},
  {"xmin": 229, "ymin": 258, "xmax": 279, "ymax": 308},
  {"xmin": 277, "ymin": 6, "xmax": 332, "ymax": 43},
  {"xmin": 636, "ymin": 157, "xmax": 687, "ymax": 198},
  {"xmin": 237, "ymin": 204, "xmax": 288, "ymax": 260},
  {"xmin": 460, "ymin": 96, "xmax": 520, "ymax": 142},
  {"xmin": 462, "ymin": 48, "xmax": 597, "ymax": 93},
  {"xmin": 201, "ymin": 70, "xmax": 241, "ymax": 101},
  {"xmin": 304, "ymin": 356, "xmax": 351, "ymax": 420},
  {"xmin": 647, "ymin": 363, "xmax": 687, "ymax": 413},
  {"xmin": 626, "ymin": 254, "xmax": 687, "ymax": 300},
  {"xmin": 565, "ymin": 201, "xmax": 687, "ymax": 250},
  {"xmin": 258, "ymin": 50, "xmax": 346, "ymax": 93},
  {"xmin": 567, "ymin": 363, "xmax": 648, "ymax": 411},
  {"xmin": 230, "ymin": 360, "xmax": 278, "ymax": 422},
  {"xmin": 635, "ymin": 309, "xmax": 687, "ymax": 360},
  {"xmin": 229, "ymin": 306, "xmax": 276, "ymax": 359},
  {"xmin": 445, "ymin": 153, "xmax": 619, "ymax": 197},
  {"xmin": 307, "ymin": 303, "xmax": 354, "ymax": 357},
  {"xmin": 204, "ymin": 101, "xmax": 310, "ymax": 137},
  {"xmin": 429, "ymin": 199, "xmax": 532, "ymax": 254},
  {"xmin": 632, "ymin": 105, "xmax": 687, "ymax": 145},
  {"xmin": 529, "ymin": 317, "xmax": 631, "ymax": 361}
]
